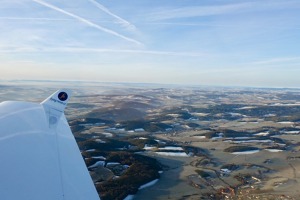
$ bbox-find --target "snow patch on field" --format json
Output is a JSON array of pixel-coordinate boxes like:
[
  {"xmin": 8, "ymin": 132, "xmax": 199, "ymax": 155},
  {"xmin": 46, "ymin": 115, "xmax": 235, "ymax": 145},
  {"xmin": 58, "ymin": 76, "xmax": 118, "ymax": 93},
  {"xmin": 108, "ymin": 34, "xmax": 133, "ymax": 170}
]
[
  {"xmin": 101, "ymin": 132, "xmax": 113, "ymax": 137},
  {"xmin": 272, "ymin": 103, "xmax": 300, "ymax": 106},
  {"xmin": 139, "ymin": 179, "xmax": 159, "ymax": 190},
  {"xmin": 193, "ymin": 136, "xmax": 206, "ymax": 139},
  {"xmin": 234, "ymin": 137, "xmax": 252, "ymax": 139},
  {"xmin": 95, "ymin": 139, "xmax": 106, "ymax": 143},
  {"xmin": 167, "ymin": 114, "xmax": 180, "ymax": 118},
  {"xmin": 232, "ymin": 140, "xmax": 272, "ymax": 144},
  {"xmin": 138, "ymin": 137, "xmax": 148, "ymax": 140},
  {"xmin": 265, "ymin": 149, "xmax": 283, "ymax": 152},
  {"xmin": 237, "ymin": 106, "xmax": 256, "ymax": 110},
  {"xmin": 158, "ymin": 146, "xmax": 183, "ymax": 151},
  {"xmin": 192, "ymin": 112, "xmax": 209, "ymax": 117},
  {"xmin": 155, "ymin": 139, "xmax": 166, "ymax": 144},
  {"xmin": 231, "ymin": 150, "xmax": 260, "ymax": 155},
  {"xmin": 264, "ymin": 114, "xmax": 276, "ymax": 117},
  {"xmin": 106, "ymin": 162, "xmax": 120, "ymax": 167},
  {"xmin": 284, "ymin": 131, "xmax": 300, "ymax": 134},
  {"xmin": 228, "ymin": 112, "xmax": 242, "ymax": 116},
  {"xmin": 278, "ymin": 121, "xmax": 294, "ymax": 125},
  {"xmin": 155, "ymin": 152, "xmax": 189, "ymax": 157},
  {"xmin": 143, "ymin": 145, "xmax": 156, "ymax": 150},
  {"xmin": 88, "ymin": 161, "xmax": 105, "ymax": 168},
  {"xmin": 255, "ymin": 132, "xmax": 269, "ymax": 136},
  {"xmin": 92, "ymin": 156, "xmax": 106, "ymax": 160}
]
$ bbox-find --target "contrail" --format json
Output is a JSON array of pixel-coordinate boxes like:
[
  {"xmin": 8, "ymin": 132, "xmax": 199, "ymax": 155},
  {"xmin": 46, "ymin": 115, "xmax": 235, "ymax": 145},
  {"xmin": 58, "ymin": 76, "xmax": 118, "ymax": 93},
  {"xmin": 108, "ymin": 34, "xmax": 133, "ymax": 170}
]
[
  {"xmin": 88, "ymin": 0, "xmax": 136, "ymax": 31},
  {"xmin": 32, "ymin": 0, "xmax": 142, "ymax": 45},
  {"xmin": 0, "ymin": 17, "xmax": 70, "ymax": 21}
]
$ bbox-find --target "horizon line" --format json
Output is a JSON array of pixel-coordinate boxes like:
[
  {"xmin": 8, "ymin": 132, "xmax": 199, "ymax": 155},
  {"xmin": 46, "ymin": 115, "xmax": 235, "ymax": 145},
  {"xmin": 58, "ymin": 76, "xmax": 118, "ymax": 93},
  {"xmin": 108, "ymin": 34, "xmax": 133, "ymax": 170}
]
[{"xmin": 0, "ymin": 79, "xmax": 299, "ymax": 90}]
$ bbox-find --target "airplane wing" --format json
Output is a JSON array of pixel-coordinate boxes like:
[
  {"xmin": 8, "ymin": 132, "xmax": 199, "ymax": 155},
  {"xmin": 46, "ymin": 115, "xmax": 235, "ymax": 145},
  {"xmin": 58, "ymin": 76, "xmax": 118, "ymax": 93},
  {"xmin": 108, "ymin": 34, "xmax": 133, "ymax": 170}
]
[{"xmin": 0, "ymin": 89, "xmax": 100, "ymax": 200}]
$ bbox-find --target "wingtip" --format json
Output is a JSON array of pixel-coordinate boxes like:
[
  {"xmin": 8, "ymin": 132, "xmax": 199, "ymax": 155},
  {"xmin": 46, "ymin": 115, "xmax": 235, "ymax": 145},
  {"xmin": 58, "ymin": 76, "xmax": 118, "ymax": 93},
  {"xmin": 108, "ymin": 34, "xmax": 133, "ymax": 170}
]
[
  {"xmin": 41, "ymin": 89, "xmax": 72, "ymax": 127},
  {"xmin": 41, "ymin": 89, "xmax": 72, "ymax": 107}
]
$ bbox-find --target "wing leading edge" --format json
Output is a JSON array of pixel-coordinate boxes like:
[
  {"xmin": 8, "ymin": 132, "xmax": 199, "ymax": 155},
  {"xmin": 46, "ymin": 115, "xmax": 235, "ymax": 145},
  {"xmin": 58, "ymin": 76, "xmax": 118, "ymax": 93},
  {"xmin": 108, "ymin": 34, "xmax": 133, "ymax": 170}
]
[{"xmin": 0, "ymin": 90, "xmax": 100, "ymax": 200}]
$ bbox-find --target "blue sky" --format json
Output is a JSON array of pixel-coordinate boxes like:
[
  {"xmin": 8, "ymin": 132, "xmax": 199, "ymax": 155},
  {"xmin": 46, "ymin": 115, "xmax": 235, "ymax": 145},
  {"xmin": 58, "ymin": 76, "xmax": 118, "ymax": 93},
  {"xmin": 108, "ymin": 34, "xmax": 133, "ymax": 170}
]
[{"xmin": 1, "ymin": 0, "xmax": 300, "ymax": 87}]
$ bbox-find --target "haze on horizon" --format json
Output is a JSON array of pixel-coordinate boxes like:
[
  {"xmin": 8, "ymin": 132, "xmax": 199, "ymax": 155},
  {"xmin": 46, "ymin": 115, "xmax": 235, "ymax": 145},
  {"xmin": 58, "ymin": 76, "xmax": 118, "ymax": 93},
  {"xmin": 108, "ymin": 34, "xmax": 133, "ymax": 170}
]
[{"xmin": 1, "ymin": 0, "xmax": 300, "ymax": 88}]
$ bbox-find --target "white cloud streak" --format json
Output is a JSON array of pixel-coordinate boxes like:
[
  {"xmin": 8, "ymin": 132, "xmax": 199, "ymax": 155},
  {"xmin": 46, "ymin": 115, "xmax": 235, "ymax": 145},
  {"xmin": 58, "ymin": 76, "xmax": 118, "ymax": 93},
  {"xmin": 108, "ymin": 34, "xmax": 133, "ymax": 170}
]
[
  {"xmin": 148, "ymin": 1, "xmax": 300, "ymax": 21},
  {"xmin": 0, "ymin": 17, "xmax": 70, "ymax": 21},
  {"xmin": 55, "ymin": 47, "xmax": 206, "ymax": 57},
  {"xmin": 32, "ymin": 0, "xmax": 142, "ymax": 45},
  {"xmin": 0, "ymin": 45, "xmax": 206, "ymax": 57},
  {"xmin": 251, "ymin": 57, "xmax": 300, "ymax": 65},
  {"xmin": 88, "ymin": 0, "xmax": 137, "ymax": 31}
]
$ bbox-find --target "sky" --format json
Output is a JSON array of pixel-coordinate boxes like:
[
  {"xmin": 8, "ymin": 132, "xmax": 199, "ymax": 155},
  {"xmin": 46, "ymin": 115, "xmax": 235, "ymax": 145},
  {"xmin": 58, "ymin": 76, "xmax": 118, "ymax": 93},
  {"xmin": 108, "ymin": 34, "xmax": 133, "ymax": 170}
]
[{"xmin": 1, "ymin": 0, "xmax": 300, "ymax": 87}]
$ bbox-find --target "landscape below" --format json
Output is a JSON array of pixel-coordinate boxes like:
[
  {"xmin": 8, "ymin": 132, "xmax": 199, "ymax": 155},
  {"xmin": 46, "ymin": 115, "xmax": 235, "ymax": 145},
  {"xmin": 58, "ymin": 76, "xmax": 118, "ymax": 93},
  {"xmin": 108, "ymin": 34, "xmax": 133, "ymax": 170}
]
[{"xmin": 1, "ymin": 81, "xmax": 300, "ymax": 200}]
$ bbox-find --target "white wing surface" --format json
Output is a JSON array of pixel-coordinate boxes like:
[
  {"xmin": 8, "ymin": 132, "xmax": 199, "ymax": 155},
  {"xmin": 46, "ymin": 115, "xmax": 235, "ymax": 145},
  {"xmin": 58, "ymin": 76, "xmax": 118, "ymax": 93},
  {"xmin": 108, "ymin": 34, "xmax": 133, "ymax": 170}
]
[{"xmin": 0, "ymin": 90, "xmax": 100, "ymax": 200}]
